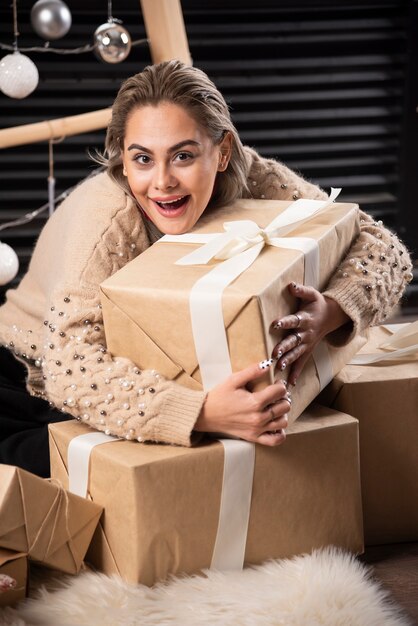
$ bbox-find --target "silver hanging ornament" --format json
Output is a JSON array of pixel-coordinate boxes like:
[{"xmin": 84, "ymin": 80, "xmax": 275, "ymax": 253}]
[
  {"xmin": 0, "ymin": 242, "xmax": 19, "ymax": 286},
  {"xmin": 31, "ymin": 0, "xmax": 72, "ymax": 40},
  {"xmin": 94, "ymin": 20, "xmax": 132, "ymax": 64}
]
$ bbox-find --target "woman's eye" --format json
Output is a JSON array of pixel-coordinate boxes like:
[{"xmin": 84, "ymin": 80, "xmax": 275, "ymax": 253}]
[
  {"xmin": 175, "ymin": 152, "xmax": 193, "ymax": 162},
  {"xmin": 135, "ymin": 154, "xmax": 151, "ymax": 165}
]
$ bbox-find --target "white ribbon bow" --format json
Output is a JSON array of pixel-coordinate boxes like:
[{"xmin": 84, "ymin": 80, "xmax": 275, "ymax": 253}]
[
  {"xmin": 350, "ymin": 321, "xmax": 418, "ymax": 365},
  {"xmin": 166, "ymin": 187, "xmax": 342, "ymax": 267}
]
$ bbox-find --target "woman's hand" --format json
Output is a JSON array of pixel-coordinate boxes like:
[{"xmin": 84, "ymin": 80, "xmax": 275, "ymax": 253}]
[
  {"xmin": 194, "ymin": 361, "xmax": 290, "ymax": 447},
  {"xmin": 271, "ymin": 282, "xmax": 350, "ymax": 386}
]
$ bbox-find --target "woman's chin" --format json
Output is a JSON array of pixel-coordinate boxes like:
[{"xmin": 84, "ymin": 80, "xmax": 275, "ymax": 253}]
[{"xmin": 159, "ymin": 222, "xmax": 194, "ymax": 236}]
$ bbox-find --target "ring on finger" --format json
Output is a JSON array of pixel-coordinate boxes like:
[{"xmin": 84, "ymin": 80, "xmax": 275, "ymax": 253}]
[
  {"xmin": 294, "ymin": 313, "xmax": 302, "ymax": 327},
  {"xmin": 293, "ymin": 331, "xmax": 302, "ymax": 347}
]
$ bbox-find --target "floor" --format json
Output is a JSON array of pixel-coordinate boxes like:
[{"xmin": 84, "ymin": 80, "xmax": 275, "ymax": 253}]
[{"xmin": 362, "ymin": 542, "xmax": 418, "ymax": 625}]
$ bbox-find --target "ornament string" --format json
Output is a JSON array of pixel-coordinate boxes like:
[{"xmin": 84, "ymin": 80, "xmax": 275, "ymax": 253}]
[
  {"xmin": 12, "ymin": 0, "xmax": 19, "ymax": 52},
  {"xmin": 0, "ymin": 38, "xmax": 148, "ymax": 55},
  {"xmin": 0, "ymin": 167, "xmax": 104, "ymax": 234},
  {"xmin": 48, "ymin": 140, "xmax": 55, "ymax": 217},
  {"xmin": 108, "ymin": 0, "xmax": 114, "ymax": 23},
  {"xmin": 48, "ymin": 135, "xmax": 65, "ymax": 217}
]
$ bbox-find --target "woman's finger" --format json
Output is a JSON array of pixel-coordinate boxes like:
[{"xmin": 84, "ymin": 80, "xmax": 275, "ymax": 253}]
[
  {"xmin": 271, "ymin": 311, "xmax": 305, "ymax": 332},
  {"xmin": 288, "ymin": 282, "xmax": 319, "ymax": 302},
  {"xmin": 276, "ymin": 343, "xmax": 306, "ymax": 371},
  {"xmin": 255, "ymin": 379, "xmax": 288, "ymax": 408},
  {"xmin": 262, "ymin": 397, "xmax": 291, "ymax": 425},
  {"xmin": 262, "ymin": 408, "xmax": 289, "ymax": 430},
  {"xmin": 229, "ymin": 358, "xmax": 276, "ymax": 389},
  {"xmin": 272, "ymin": 330, "xmax": 303, "ymax": 359},
  {"xmin": 270, "ymin": 283, "xmax": 321, "ymax": 331},
  {"xmin": 288, "ymin": 352, "xmax": 311, "ymax": 386},
  {"xmin": 257, "ymin": 428, "xmax": 287, "ymax": 447}
]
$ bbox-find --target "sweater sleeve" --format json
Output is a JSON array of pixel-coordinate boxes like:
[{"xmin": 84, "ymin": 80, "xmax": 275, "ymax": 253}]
[
  {"xmin": 42, "ymin": 287, "xmax": 205, "ymax": 445},
  {"xmin": 245, "ymin": 146, "xmax": 413, "ymax": 341},
  {"xmin": 322, "ymin": 211, "xmax": 413, "ymax": 342}
]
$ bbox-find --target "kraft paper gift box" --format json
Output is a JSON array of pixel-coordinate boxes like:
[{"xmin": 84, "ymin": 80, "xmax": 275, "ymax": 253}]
[
  {"xmin": 0, "ymin": 549, "xmax": 28, "ymax": 607},
  {"xmin": 100, "ymin": 197, "xmax": 366, "ymax": 423},
  {"xmin": 318, "ymin": 323, "xmax": 418, "ymax": 545},
  {"xmin": 49, "ymin": 403, "xmax": 364, "ymax": 586},
  {"xmin": 0, "ymin": 464, "xmax": 103, "ymax": 574}
]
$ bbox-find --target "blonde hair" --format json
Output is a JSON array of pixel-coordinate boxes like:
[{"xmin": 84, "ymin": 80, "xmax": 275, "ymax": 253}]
[{"xmin": 100, "ymin": 60, "xmax": 250, "ymax": 208}]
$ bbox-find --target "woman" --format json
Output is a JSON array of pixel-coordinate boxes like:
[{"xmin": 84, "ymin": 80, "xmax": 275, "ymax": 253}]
[{"xmin": 0, "ymin": 61, "xmax": 412, "ymax": 477}]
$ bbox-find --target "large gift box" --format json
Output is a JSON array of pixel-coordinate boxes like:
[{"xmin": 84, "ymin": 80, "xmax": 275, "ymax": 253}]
[
  {"xmin": 100, "ymin": 197, "xmax": 366, "ymax": 422},
  {"xmin": 0, "ymin": 465, "xmax": 103, "ymax": 574},
  {"xmin": 49, "ymin": 404, "xmax": 364, "ymax": 585},
  {"xmin": 0, "ymin": 549, "xmax": 28, "ymax": 607},
  {"xmin": 318, "ymin": 323, "xmax": 418, "ymax": 545}
]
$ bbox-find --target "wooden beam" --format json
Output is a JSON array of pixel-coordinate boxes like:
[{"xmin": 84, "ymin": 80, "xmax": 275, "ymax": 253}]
[
  {"xmin": 140, "ymin": 0, "xmax": 192, "ymax": 65},
  {"xmin": 0, "ymin": 108, "xmax": 111, "ymax": 149}
]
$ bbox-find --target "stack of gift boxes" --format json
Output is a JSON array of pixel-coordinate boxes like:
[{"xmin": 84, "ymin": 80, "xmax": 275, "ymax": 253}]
[
  {"xmin": 0, "ymin": 464, "xmax": 102, "ymax": 606},
  {"xmin": 1, "ymin": 198, "xmax": 417, "ymax": 605}
]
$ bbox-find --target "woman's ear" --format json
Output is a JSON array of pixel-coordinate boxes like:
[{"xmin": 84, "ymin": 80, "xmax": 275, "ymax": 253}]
[{"xmin": 217, "ymin": 131, "xmax": 233, "ymax": 172}]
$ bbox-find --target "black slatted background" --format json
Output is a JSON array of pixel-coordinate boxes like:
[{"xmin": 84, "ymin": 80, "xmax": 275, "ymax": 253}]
[{"xmin": 0, "ymin": 0, "xmax": 416, "ymax": 308}]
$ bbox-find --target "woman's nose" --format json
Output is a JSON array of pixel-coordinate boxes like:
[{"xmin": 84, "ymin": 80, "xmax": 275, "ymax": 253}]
[{"xmin": 152, "ymin": 163, "xmax": 177, "ymax": 191}]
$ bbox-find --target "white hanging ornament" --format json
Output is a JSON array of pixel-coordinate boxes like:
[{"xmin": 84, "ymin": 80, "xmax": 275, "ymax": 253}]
[
  {"xmin": 31, "ymin": 0, "xmax": 72, "ymax": 40},
  {"xmin": 94, "ymin": 20, "xmax": 132, "ymax": 64},
  {"xmin": 0, "ymin": 52, "xmax": 39, "ymax": 99},
  {"xmin": 0, "ymin": 243, "xmax": 19, "ymax": 286}
]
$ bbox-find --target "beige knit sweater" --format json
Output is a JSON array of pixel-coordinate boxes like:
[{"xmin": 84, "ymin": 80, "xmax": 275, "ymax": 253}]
[{"xmin": 0, "ymin": 147, "xmax": 412, "ymax": 445}]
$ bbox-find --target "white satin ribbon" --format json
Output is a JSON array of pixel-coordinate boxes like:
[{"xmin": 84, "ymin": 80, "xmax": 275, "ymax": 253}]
[
  {"xmin": 210, "ymin": 439, "xmax": 255, "ymax": 570},
  {"xmin": 349, "ymin": 320, "xmax": 418, "ymax": 365},
  {"xmin": 68, "ymin": 432, "xmax": 119, "ymax": 497},
  {"xmin": 161, "ymin": 189, "xmax": 340, "ymax": 391}
]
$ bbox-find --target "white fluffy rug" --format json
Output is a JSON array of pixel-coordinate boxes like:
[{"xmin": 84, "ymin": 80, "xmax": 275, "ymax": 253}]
[{"xmin": 0, "ymin": 548, "xmax": 412, "ymax": 626}]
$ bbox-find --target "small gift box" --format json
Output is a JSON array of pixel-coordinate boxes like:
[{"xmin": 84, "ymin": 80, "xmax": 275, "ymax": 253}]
[
  {"xmin": 49, "ymin": 404, "xmax": 364, "ymax": 585},
  {"xmin": 318, "ymin": 322, "xmax": 418, "ymax": 544},
  {"xmin": 0, "ymin": 465, "xmax": 103, "ymax": 574},
  {"xmin": 101, "ymin": 195, "xmax": 366, "ymax": 423}
]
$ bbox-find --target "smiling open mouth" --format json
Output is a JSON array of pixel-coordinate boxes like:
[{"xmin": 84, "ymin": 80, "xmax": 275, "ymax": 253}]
[{"xmin": 154, "ymin": 195, "xmax": 190, "ymax": 210}]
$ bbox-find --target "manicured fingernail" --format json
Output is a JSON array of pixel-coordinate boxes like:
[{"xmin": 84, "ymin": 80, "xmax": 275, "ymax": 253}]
[
  {"xmin": 273, "ymin": 349, "xmax": 283, "ymax": 359},
  {"xmin": 291, "ymin": 282, "xmax": 297, "ymax": 288},
  {"xmin": 259, "ymin": 358, "xmax": 274, "ymax": 370},
  {"xmin": 280, "ymin": 379, "xmax": 288, "ymax": 387},
  {"xmin": 273, "ymin": 321, "xmax": 282, "ymax": 329},
  {"xmin": 280, "ymin": 361, "xmax": 287, "ymax": 371}
]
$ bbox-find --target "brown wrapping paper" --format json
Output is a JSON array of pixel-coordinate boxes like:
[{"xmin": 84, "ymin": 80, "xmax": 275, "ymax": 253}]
[
  {"xmin": 100, "ymin": 199, "xmax": 366, "ymax": 422},
  {"xmin": 0, "ymin": 465, "xmax": 103, "ymax": 574},
  {"xmin": 318, "ymin": 324, "xmax": 418, "ymax": 545},
  {"xmin": 0, "ymin": 549, "xmax": 28, "ymax": 607},
  {"xmin": 49, "ymin": 404, "xmax": 364, "ymax": 585}
]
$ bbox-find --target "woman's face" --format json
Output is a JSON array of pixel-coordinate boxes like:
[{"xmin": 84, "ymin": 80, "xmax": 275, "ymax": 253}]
[{"xmin": 122, "ymin": 102, "xmax": 231, "ymax": 234}]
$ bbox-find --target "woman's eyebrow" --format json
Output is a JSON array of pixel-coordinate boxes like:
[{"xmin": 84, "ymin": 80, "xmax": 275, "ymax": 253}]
[{"xmin": 127, "ymin": 140, "xmax": 201, "ymax": 153}]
